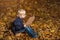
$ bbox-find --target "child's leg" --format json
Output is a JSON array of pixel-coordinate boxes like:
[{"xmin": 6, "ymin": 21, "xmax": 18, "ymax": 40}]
[{"xmin": 25, "ymin": 26, "xmax": 38, "ymax": 38}]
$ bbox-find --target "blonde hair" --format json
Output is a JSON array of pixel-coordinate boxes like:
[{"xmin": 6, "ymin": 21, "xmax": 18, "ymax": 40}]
[{"xmin": 18, "ymin": 9, "xmax": 26, "ymax": 14}]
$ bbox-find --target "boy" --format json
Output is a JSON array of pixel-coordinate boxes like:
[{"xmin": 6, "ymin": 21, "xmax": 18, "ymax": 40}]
[{"xmin": 11, "ymin": 9, "xmax": 38, "ymax": 38}]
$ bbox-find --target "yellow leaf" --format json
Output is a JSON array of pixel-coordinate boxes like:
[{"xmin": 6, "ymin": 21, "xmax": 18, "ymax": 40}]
[
  {"xmin": 11, "ymin": 12, "xmax": 16, "ymax": 17},
  {"xmin": 31, "ymin": 24, "xmax": 35, "ymax": 26},
  {"xmin": 50, "ymin": 30, "xmax": 55, "ymax": 33}
]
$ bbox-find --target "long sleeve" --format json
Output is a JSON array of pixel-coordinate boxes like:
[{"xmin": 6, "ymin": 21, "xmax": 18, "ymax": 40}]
[
  {"xmin": 11, "ymin": 17, "xmax": 25, "ymax": 34},
  {"xmin": 13, "ymin": 17, "xmax": 24, "ymax": 30}
]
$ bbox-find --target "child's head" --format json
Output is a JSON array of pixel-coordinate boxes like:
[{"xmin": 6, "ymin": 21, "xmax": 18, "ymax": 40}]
[{"xmin": 17, "ymin": 9, "xmax": 26, "ymax": 18}]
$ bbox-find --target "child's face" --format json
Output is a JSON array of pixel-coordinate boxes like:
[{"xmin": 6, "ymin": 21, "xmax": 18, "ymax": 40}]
[
  {"xmin": 17, "ymin": 9, "xmax": 26, "ymax": 18},
  {"xmin": 18, "ymin": 13, "xmax": 26, "ymax": 18}
]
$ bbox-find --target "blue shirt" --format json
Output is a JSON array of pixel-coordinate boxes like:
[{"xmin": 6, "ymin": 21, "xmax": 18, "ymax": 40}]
[{"xmin": 11, "ymin": 17, "xmax": 25, "ymax": 34}]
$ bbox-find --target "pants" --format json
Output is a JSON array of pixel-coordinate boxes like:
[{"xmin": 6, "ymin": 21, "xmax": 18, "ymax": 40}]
[{"xmin": 25, "ymin": 26, "xmax": 38, "ymax": 38}]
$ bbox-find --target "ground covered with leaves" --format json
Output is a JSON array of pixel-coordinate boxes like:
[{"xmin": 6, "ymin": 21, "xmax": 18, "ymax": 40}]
[{"xmin": 0, "ymin": 0, "xmax": 60, "ymax": 40}]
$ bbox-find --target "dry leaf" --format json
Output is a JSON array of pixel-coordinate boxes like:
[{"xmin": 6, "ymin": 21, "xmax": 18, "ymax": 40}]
[{"xmin": 25, "ymin": 16, "xmax": 35, "ymax": 26}]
